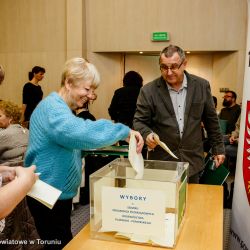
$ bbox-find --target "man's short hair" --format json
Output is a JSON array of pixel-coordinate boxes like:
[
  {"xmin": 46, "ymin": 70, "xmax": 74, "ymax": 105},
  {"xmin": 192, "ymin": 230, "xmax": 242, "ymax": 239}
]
[
  {"xmin": 160, "ymin": 45, "xmax": 186, "ymax": 61},
  {"xmin": 226, "ymin": 90, "xmax": 237, "ymax": 100}
]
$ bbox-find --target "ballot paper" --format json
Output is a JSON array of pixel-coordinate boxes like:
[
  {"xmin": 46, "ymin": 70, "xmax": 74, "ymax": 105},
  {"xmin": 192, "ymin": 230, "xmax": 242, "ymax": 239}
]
[
  {"xmin": 128, "ymin": 132, "xmax": 144, "ymax": 179},
  {"xmin": 153, "ymin": 133, "xmax": 178, "ymax": 159},
  {"xmin": 115, "ymin": 213, "xmax": 175, "ymax": 248},
  {"xmin": 27, "ymin": 179, "xmax": 62, "ymax": 209}
]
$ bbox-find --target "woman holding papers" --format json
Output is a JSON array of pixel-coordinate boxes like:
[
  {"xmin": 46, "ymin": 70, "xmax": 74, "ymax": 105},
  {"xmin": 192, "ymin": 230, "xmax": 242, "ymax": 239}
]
[
  {"xmin": 0, "ymin": 66, "xmax": 41, "ymax": 249},
  {"xmin": 0, "ymin": 166, "xmax": 42, "ymax": 250},
  {"xmin": 0, "ymin": 166, "xmax": 37, "ymax": 219},
  {"xmin": 24, "ymin": 57, "xmax": 144, "ymax": 249},
  {"xmin": 0, "ymin": 66, "xmax": 37, "ymax": 219}
]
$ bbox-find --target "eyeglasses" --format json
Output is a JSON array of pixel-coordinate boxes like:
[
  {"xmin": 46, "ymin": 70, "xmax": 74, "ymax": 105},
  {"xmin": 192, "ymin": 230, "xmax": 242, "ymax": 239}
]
[
  {"xmin": 160, "ymin": 60, "xmax": 184, "ymax": 72},
  {"xmin": 223, "ymin": 95, "xmax": 233, "ymax": 98}
]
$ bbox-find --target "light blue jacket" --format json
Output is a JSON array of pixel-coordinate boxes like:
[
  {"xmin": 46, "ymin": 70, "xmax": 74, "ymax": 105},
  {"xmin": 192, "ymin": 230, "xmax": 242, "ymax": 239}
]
[{"xmin": 25, "ymin": 92, "xmax": 130, "ymax": 199}]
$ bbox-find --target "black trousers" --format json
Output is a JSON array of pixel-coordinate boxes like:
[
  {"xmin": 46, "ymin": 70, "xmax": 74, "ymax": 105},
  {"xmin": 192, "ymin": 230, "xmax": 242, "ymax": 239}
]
[
  {"xmin": 80, "ymin": 154, "xmax": 118, "ymax": 205},
  {"xmin": 189, "ymin": 172, "xmax": 200, "ymax": 183},
  {"xmin": 27, "ymin": 197, "xmax": 73, "ymax": 250}
]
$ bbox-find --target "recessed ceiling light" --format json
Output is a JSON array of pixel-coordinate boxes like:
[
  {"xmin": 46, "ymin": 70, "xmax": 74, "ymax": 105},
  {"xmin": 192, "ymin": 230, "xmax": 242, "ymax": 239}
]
[
  {"xmin": 139, "ymin": 51, "xmax": 143, "ymax": 54},
  {"xmin": 186, "ymin": 51, "xmax": 191, "ymax": 54}
]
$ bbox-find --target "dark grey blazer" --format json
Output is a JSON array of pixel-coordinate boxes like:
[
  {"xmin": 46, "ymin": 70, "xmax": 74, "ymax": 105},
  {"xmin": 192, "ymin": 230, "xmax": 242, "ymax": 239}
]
[{"xmin": 133, "ymin": 71, "xmax": 225, "ymax": 176}]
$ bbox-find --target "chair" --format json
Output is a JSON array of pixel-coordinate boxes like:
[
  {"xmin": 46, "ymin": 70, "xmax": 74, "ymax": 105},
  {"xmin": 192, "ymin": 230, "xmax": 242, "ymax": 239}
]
[{"xmin": 219, "ymin": 119, "xmax": 228, "ymax": 135}]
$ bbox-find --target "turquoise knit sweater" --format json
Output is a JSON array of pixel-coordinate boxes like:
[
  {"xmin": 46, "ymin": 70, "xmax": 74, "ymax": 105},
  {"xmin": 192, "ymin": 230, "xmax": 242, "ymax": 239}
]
[{"xmin": 24, "ymin": 92, "xmax": 130, "ymax": 200}]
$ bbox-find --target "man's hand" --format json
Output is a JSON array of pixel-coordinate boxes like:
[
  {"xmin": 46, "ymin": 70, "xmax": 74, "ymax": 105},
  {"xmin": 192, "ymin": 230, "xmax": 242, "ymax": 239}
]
[
  {"xmin": 229, "ymin": 135, "xmax": 238, "ymax": 144},
  {"xmin": 146, "ymin": 132, "xmax": 158, "ymax": 150},
  {"xmin": 214, "ymin": 154, "xmax": 225, "ymax": 168}
]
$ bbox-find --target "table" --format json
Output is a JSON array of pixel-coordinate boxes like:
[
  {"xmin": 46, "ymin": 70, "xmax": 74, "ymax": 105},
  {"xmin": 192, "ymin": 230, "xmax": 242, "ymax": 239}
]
[{"xmin": 64, "ymin": 184, "xmax": 223, "ymax": 250}]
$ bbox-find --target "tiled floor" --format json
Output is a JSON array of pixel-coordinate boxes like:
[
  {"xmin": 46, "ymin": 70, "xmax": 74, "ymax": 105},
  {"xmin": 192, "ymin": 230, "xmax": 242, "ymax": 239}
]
[
  {"xmin": 223, "ymin": 208, "xmax": 232, "ymax": 250},
  {"xmin": 71, "ymin": 204, "xmax": 90, "ymax": 236},
  {"xmin": 223, "ymin": 173, "xmax": 234, "ymax": 249}
]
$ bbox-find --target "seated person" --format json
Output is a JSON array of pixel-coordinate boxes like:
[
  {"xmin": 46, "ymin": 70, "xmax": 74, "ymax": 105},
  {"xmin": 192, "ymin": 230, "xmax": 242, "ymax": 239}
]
[
  {"xmin": 225, "ymin": 116, "xmax": 240, "ymax": 171},
  {"xmin": 223, "ymin": 117, "xmax": 240, "ymax": 208},
  {"xmin": 0, "ymin": 100, "xmax": 41, "ymax": 249},
  {"xmin": 0, "ymin": 66, "xmax": 36, "ymax": 221},
  {"xmin": 219, "ymin": 90, "xmax": 241, "ymax": 135},
  {"xmin": 0, "ymin": 100, "xmax": 29, "ymax": 166}
]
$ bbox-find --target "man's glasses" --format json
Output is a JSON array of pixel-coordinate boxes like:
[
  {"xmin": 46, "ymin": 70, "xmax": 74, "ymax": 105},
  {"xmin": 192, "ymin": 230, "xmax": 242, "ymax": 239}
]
[
  {"xmin": 224, "ymin": 95, "xmax": 233, "ymax": 98},
  {"xmin": 160, "ymin": 60, "xmax": 184, "ymax": 72}
]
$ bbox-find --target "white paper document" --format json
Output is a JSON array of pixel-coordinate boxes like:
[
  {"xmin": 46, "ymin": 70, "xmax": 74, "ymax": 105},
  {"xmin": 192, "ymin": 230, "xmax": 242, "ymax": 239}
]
[
  {"xmin": 114, "ymin": 213, "xmax": 176, "ymax": 248},
  {"xmin": 129, "ymin": 132, "xmax": 144, "ymax": 179},
  {"xmin": 150, "ymin": 213, "xmax": 175, "ymax": 247},
  {"xmin": 153, "ymin": 133, "xmax": 178, "ymax": 159},
  {"xmin": 27, "ymin": 179, "xmax": 62, "ymax": 209},
  {"xmin": 101, "ymin": 186, "xmax": 166, "ymax": 237}
]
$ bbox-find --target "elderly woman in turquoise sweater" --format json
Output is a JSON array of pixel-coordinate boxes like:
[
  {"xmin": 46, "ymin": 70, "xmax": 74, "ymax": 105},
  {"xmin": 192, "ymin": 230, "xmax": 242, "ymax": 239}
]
[{"xmin": 24, "ymin": 57, "xmax": 144, "ymax": 249}]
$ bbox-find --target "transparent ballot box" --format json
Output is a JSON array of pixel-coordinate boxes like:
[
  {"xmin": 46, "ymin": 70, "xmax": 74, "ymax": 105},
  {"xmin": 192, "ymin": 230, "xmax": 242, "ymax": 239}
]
[{"xmin": 90, "ymin": 158, "xmax": 189, "ymax": 248}]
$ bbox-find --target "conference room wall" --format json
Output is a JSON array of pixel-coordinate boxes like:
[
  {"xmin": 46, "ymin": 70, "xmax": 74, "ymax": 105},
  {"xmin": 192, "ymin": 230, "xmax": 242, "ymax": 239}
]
[
  {"xmin": 86, "ymin": 0, "xmax": 247, "ymax": 118},
  {"xmin": 0, "ymin": 0, "xmax": 83, "ymax": 105},
  {"xmin": 86, "ymin": 0, "xmax": 247, "ymax": 52}
]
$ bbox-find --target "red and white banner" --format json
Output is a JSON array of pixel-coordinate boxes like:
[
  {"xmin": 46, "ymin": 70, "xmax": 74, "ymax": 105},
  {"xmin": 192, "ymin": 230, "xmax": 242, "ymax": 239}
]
[
  {"xmin": 229, "ymin": 1, "xmax": 250, "ymax": 249},
  {"xmin": 242, "ymin": 101, "xmax": 250, "ymax": 205}
]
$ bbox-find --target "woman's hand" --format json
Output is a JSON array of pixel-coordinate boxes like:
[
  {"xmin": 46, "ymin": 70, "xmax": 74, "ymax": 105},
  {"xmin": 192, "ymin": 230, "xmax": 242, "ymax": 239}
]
[
  {"xmin": 125, "ymin": 130, "xmax": 144, "ymax": 153},
  {"xmin": 0, "ymin": 165, "xmax": 38, "ymax": 186},
  {"xmin": 15, "ymin": 165, "xmax": 38, "ymax": 188}
]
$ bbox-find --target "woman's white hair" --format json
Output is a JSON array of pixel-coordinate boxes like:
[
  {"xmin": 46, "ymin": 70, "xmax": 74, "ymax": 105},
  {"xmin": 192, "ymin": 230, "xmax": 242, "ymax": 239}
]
[{"xmin": 61, "ymin": 57, "xmax": 100, "ymax": 88}]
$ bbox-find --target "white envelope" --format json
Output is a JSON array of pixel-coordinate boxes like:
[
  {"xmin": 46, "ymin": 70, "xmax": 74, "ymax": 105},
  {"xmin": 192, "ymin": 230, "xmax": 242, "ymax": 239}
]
[
  {"xmin": 27, "ymin": 179, "xmax": 62, "ymax": 209},
  {"xmin": 154, "ymin": 133, "xmax": 178, "ymax": 159},
  {"xmin": 128, "ymin": 132, "xmax": 144, "ymax": 179}
]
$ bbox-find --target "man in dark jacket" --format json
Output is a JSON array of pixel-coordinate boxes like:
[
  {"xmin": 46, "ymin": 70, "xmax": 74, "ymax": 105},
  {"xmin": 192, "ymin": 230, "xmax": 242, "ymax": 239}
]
[{"xmin": 133, "ymin": 45, "xmax": 225, "ymax": 183}]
